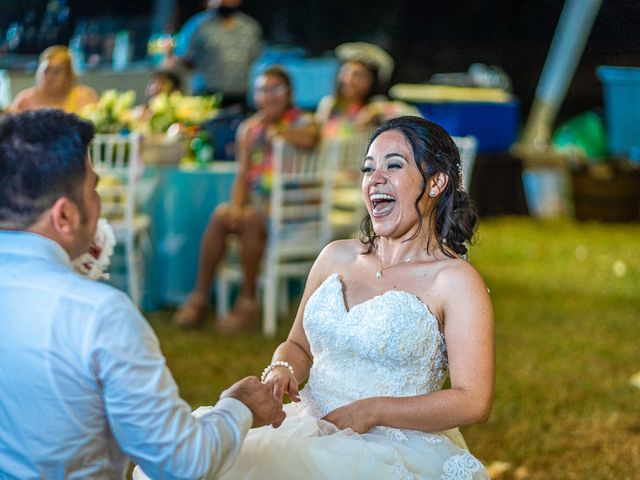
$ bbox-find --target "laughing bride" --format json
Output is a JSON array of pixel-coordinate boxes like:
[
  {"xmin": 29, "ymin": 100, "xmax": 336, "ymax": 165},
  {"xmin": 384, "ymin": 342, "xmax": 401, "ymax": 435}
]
[
  {"xmin": 221, "ymin": 115, "xmax": 495, "ymax": 479},
  {"xmin": 139, "ymin": 115, "xmax": 494, "ymax": 479}
]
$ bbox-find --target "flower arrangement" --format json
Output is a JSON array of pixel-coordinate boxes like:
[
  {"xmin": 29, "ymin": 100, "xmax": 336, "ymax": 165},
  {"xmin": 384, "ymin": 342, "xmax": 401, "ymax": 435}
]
[
  {"xmin": 80, "ymin": 89, "xmax": 137, "ymax": 134},
  {"xmin": 145, "ymin": 92, "xmax": 220, "ymax": 134},
  {"xmin": 72, "ymin": 219, "xmax": 116, "ymax": 280}
]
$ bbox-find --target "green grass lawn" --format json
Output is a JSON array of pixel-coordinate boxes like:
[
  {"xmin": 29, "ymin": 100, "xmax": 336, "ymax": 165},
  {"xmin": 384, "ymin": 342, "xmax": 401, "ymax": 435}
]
[{"xmin": 145, "ymin": 217, "xmax": 640, "ymax": 479}]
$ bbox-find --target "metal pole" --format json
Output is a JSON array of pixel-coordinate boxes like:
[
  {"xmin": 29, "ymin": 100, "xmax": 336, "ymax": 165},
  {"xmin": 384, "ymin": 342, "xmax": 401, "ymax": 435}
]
[{"xmin": 519, "ymin": 0, "xmax": 603, "ymax": 153}]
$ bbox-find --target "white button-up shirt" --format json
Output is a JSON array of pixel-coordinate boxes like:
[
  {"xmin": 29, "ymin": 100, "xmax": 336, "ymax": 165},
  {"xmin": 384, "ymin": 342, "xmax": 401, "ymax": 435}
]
[{"xmin": 0, "ymin": 232, "xmax": 252, "ymax": 479}]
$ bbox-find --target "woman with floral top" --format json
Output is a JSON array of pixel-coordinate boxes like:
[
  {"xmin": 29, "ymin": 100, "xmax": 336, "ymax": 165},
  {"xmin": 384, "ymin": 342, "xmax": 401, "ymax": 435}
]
[{"xmin": 174, "ymin": 66, "xmax": 320, "ymax": 331}]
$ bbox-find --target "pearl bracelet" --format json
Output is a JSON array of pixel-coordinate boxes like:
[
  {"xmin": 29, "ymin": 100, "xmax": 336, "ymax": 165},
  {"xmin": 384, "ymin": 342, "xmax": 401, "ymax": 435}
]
[{"xmin": 260, "ymin": 360, "xmax": 295, "ymax": 384}]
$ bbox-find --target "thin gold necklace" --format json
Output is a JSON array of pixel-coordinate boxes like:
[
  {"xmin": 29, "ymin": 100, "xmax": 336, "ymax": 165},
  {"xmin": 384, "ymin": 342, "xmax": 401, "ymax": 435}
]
[{"xmin": 375, "ymin": 249, "xmax": 414, "ymax": 279}]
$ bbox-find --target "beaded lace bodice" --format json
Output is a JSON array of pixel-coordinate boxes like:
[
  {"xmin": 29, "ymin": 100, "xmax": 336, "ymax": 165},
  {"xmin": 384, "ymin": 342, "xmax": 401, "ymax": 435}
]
[{"xmin": 300, "ymin": 273, "xmax": 448, "ymax": 418}]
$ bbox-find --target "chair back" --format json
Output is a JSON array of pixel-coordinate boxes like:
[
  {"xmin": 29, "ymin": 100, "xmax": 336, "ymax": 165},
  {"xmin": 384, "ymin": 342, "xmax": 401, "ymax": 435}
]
[
  {"xmin": 90, "ymin": 133, "xmax": 143, "ymax": 224},
  {"xmin": 269, "ymin": 137, "xmax": 333, "ymax": 258},
  {"xmin": 323, "ymin": 131, "xmax": 372, "ymax": 239},
  {"xmin": 90, "ymin": 133, "xmax": 147, "ymax": 305},
  {"xmin": 451, "ymin": 135, "xmax": 478, "ymax": 192}
]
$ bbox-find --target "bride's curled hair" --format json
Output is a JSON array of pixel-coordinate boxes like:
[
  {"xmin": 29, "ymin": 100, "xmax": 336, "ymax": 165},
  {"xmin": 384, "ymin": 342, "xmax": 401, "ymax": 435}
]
[{"xmin": 360, "ymin": 116, "xmax": 478, "ymax": 257}]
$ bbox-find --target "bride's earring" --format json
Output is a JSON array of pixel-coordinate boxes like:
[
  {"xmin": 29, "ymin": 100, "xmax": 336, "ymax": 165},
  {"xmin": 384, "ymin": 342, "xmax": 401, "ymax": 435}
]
[{"xmin": 429, "ymin": 190, "xmax": 436, "ymax": 197}]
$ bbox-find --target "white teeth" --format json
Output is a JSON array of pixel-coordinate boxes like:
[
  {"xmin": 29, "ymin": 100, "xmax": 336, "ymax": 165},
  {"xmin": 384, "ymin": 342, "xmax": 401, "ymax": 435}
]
[{"xmin": 370, "ymin": 193, "xmax": 395, "ymax": 202}]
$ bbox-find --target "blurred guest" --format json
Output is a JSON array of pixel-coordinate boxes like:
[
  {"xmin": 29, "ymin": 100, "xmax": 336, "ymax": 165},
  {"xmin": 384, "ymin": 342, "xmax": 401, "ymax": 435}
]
[
  {"xmin": 316, "ymin": 58, "xmax": 420, "ymax": 139},
  {"xmin": 166, "ymin": 0, "xmax": 262, "ymax": 107},
  {"xmin": 10, "ymin": 45, "xmax": 98, "ymax": 114},
  {"xmin": 315, "ymin": 59, "xmax": 381, "ymax": 138},
  {"xmin": 145, "ymin": 69, "xmax": 183, "ymax": 99},
  {"xmin": 174, "ymin": 66, "xmax": 320, "ymax": 331},
  {"xmin": 133, "ymin": 69, "xmax": 184, "ymax": 123}
]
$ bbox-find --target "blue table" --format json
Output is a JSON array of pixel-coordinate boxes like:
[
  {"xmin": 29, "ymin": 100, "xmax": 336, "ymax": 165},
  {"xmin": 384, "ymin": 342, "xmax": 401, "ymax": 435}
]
[{"xmin": 143, "ymin": 163, "xmax": 236, "ymax": 309}]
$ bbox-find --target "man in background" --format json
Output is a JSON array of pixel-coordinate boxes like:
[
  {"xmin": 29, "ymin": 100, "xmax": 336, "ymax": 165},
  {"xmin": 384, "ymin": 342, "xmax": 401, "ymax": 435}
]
[{"xmin": 168, "ymin": 0, "xmax": 263, "ymax": 107}]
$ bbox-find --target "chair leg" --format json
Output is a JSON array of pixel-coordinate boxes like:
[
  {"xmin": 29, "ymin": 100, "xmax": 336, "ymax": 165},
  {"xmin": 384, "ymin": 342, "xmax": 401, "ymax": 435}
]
[
  {"xmin": 263, "ymin": 260, "xmax": 278, "ymax": 337},
  {"xmin": 278, "ymin": 278, "xmax": 289, "ymax": 317},
  {"xmin": 216, "ymin": 274, "xmax": 230, "ymax": 318}
]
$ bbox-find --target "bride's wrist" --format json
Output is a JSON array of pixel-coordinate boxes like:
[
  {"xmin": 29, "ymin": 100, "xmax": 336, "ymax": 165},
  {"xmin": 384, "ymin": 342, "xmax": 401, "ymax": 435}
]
[{"xmin": 260, "ymin": 360, "xmax": 295, "ymax": 384}]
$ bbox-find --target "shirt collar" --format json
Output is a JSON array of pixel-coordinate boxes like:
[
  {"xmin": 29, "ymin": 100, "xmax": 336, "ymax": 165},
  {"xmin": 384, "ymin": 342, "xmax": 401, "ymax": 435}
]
[{"xmin": 0, "ymin": 231, "xmax": 72, "ymax": 268}]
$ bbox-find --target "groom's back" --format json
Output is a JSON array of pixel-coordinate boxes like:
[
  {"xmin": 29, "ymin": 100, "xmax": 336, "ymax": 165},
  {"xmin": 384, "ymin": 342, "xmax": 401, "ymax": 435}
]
[{"xmin": 0, "ymin": 232, "xmax": 129, "ymax": 479}]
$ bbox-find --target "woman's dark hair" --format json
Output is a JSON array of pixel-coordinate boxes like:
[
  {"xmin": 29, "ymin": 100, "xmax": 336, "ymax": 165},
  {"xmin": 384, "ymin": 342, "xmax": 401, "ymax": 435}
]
[
  {"xmin": 259, "ymin": 65, "xmax": 292, "ymax": 88},
  {"xmin": 0, "ymin": 109, "xmax": 94, "ymax": 230},
  {"xmin": 360, "ymin": 115, "xmax": 478, "ymax": 257},
  {"xmin": 336, "ymin": 59, "xmax": 380, "ymax": 103}
]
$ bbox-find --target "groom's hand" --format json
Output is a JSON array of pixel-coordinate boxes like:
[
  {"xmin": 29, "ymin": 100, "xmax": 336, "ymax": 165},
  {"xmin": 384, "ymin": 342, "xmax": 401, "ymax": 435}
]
[{"xmin": 221, "ymin": 376, "xmax": 286, "ymax": 428}]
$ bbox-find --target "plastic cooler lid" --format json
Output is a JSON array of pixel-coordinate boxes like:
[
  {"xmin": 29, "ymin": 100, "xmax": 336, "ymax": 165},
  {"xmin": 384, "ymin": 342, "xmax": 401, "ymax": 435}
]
[{"xmin": 597, "ymin": 66, "xmax": 640, "ymax": 84}]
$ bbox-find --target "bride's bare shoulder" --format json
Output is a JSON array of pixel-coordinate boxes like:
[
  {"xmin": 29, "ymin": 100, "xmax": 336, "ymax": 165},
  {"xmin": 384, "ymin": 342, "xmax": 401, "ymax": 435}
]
[
  {"xmin": 311, "ymin": 239, "xmax": 364, "ymax": 274},
  {"xmin": 320, "ymin": 239, "xmax": 365, "ymax": 261},
  {"xmin": 305, "ymin": 239, "xmax": 364, "ymax": 290}
]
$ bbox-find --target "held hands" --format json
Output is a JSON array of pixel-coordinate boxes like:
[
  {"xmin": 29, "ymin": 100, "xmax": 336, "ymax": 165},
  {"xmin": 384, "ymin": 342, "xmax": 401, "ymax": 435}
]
[
  {"xmin": 322, "ymin": 399, "xmax": 375, "ymax": 434},
  {"xmin": 263, "ymin": 366, "xmax": 300, "ymax": 404},
  {"xmin": 220, "ymin": 376, "xmax": 286, "ymax": 428}
]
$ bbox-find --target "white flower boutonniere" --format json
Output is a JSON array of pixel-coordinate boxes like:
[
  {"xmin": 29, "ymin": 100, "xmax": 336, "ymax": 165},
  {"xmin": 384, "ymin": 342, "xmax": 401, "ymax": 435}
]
[{"xmin": 73, "ymin": 219, "xmax": 116, "ymax": 280}]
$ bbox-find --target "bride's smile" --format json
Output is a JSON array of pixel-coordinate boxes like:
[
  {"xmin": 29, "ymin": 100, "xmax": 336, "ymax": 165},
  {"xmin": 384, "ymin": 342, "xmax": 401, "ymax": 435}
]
[{"xmin": 362, "ymin": 129, "xmax": 431, "ymax": 238}]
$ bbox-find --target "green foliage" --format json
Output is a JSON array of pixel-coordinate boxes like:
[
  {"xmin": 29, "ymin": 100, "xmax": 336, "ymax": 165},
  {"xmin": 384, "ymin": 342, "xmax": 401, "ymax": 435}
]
[
  {"xmin": 147, "ymin": 92, "xmax": 221, "ymax": 134},
  {"xmin": 80, "ymin": 89, "xmax": 137, "ymax": 133}
]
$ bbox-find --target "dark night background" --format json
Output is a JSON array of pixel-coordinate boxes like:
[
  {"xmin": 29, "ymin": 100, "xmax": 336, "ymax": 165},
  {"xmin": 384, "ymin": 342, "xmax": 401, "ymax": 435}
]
[{"xmin": 2, "ymin": 0, "xmax": 639, "ymax": 123}]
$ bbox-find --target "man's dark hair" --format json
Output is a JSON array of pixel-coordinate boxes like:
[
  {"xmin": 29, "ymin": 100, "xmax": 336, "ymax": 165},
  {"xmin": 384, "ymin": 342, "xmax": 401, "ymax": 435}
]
[{"xmin": 0, "ymin": 109, "xmax": 94, "ymax": 230}]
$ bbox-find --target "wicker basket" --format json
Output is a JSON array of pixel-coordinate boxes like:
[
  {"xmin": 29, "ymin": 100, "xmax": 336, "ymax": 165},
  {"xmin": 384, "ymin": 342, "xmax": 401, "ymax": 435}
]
[
  {"xmin": 141, "ymin": 134, "xmax": 186, "ymax": 166},
  {"xmin": 571, "ymin": 165, "xmax": 640, "ymax": 222}
]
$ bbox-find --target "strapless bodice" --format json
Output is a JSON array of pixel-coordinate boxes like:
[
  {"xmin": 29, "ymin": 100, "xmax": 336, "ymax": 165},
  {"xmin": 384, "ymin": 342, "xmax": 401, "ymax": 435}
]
[{"xmin": 300, "ymin": 273, "xmax": 448, "ymax": 417}]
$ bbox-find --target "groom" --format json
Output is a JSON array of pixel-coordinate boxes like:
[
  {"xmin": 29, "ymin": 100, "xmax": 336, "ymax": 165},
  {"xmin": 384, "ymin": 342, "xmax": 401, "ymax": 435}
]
[{"xmin": 0, "ymin": 110, "xmax": 285, "ymax": 479}]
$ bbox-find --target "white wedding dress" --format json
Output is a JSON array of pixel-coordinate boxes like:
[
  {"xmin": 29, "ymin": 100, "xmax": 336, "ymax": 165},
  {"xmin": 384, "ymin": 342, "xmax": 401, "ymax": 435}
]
[{"xmin": 221, "ymin": 273, "xmax": 489, "ymax": 479}]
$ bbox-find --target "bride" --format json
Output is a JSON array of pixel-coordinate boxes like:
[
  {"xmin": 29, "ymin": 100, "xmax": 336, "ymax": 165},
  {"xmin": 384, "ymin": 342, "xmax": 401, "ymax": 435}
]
[
  {"xmin": 138, "ymin": 115, "xmax": 494, "ymax": 479},
  {"xmin": 218, "ymin": 115, "xmax": 494, "ymax": 479}
]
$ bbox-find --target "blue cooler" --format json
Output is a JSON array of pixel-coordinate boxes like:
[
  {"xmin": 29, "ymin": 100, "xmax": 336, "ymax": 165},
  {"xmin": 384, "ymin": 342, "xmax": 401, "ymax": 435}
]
[
  {"xmin": 415, "ymin": 100, "xmax": 520, "ymax": 154},
  {"xmin": 597, "ymin": 66, "xmax": 640, "ymax": 157}
]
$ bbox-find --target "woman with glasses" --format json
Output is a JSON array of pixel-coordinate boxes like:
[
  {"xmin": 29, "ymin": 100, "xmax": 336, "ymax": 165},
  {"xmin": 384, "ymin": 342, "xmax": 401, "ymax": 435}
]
[
  {"xmin": 9, "ymin": 46, "xmax": 98, "ymax": 114},
  {"xmin": 174, "ymin": 65, "xmax": 320, "ymax": 332}
]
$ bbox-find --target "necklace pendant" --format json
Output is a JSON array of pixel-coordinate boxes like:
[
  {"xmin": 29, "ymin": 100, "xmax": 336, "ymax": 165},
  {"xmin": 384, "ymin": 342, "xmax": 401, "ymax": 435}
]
[{"xmin": 376, "ymin": 270, "xmax": 382, "ymax": 279}]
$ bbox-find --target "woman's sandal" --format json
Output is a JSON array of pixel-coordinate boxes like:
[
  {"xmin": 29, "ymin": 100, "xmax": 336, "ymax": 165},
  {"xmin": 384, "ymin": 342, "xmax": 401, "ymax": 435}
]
[
  {"xmin": 214, "ymin": 296, "xmax": 260, "ymax": 334},
  {"xmin": 173, "ymin": 291, "xmax": 210, "ymax": 328}
]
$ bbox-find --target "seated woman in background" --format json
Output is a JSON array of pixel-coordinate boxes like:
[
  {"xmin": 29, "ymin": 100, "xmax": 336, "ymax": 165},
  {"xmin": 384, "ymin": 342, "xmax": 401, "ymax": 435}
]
[
  {"xmin": 315, "ymin": 59, "xmax": 380, "ymax": 138},
  {"xmin": 316, "ymin": 58, "xmax": 420, "ymax": 139},
  {"xmin": 145, "ymin": 69, "xmax": 183, "ymax": 99},
  {"xmin": 174, "ymin": 65, "xmax": 320, "ymax": 332},
  {"xmin": 133, "ymin": 69, "xmax": 183, "ymax": 121},
  {"xmin": 10, "ymin": 46, "xmax": 98, "ymax": 114}
]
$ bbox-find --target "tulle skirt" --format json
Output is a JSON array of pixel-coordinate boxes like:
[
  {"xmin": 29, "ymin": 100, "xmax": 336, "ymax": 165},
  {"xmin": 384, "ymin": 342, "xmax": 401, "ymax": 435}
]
[{"xmin": 220, "ymin": 403, "xmax": 489, "ymax": 480}]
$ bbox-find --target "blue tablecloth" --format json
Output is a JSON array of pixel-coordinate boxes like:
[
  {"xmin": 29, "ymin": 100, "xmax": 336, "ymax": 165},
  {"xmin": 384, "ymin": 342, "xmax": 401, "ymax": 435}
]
[{"xmin": 143, "ymin": 163, "xmax": 236, "ymax": 309}]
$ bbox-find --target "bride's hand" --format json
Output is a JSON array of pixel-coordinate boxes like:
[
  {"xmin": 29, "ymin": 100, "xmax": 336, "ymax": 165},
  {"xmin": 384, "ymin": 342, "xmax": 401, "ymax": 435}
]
[
  {"xmin": 264, "ymin": 368, "xmax": 300, "ymax": 404},
  {"xmin": 322, "ymin": 400, "xmax": 375, "ymax": 434}
]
